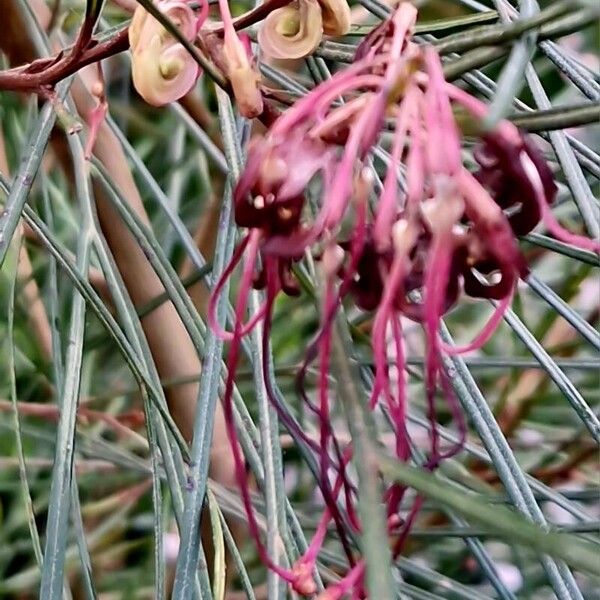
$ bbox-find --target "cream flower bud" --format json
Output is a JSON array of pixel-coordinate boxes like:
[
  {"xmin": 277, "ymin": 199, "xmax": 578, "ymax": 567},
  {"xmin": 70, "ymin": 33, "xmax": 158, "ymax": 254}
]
[
  {"xmin": 318, "ymin": 0, "xmax": 351, "ymax": 36},
  {"xmin": 258, "ymin": 0, "xmax": 324, "ymax": 59},
  {"xmin": 129, "ymin": 1, "xmax": 199, "ymax": 106}
]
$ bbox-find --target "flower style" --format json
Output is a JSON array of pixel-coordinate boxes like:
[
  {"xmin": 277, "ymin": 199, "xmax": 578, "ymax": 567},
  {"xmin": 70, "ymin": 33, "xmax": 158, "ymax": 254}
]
[
  {"xmin": 259, "ymin": 0, "xmax": 350, "ymax": 58},
  {"xmin": 208, "ymin": 2, "xmax": 599, "ymax": 596},
  {"xmin": 129, "ymin": 0, "xmax": 203, "ymax": 106}
]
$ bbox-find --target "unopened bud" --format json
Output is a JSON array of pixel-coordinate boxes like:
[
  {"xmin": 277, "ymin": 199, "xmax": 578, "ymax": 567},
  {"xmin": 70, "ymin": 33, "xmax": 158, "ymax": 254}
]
[
  {"xmin": 258, "ymin": 0, "xmax": 324, "ymax": 59},
  {"xmin": 224, "ymin": 32, "xmax": 263, "ymax": 118},
  {"xmin": 319, "ymin": 0, "xmax": 351, "ymax": 36},
  {"xmin": 129, "ymin": 2, "xmax": 199, "ymax": 106}
]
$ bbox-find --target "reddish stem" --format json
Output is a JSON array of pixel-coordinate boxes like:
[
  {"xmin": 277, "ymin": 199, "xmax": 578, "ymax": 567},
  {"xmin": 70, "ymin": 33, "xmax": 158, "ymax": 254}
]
[{"xmin": 0, "ymin": 28, "xmax": 129, "ymax": 92}]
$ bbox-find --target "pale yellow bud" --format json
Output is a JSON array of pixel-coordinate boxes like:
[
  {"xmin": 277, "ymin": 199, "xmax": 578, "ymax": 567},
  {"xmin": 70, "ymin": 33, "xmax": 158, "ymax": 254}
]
[
  {"xmin": 129, "ymin": 1, "xmax": 199, "ymax": 106},
  {"xmin": 258, "ymin": 0, "xmax": 324, "ymax": 59}
]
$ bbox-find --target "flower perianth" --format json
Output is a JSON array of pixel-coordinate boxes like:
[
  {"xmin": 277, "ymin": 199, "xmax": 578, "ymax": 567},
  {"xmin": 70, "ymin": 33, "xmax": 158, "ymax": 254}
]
[
  {"xmin": 370, "ymin": 220, "xmax": 418, "ymax": 458},
  {"xmin": 319, "ymin": 243, "xmax": 346, "ymax": 480},
  {"xmin": 420, "ymin": 180, "xmax": 465, "ymax": 462},
  {"xmin": 372, "ymin": 85, "xmax": 417, "ymax": 252},
  {"xmin": 449, "ymin": 84, "xmax": 599, "ymax": 252},
  {"xmin": 308, "ymin": 4, "xmax": 417, "ymax": 236},
  {"xmin": 258, "ymin": 0, "xmax": 350, "ymax": 60},
  {"xmin": 289, "ymin": 448, "xmax": 355, "ymax": 595},
  {"xmin": 214, "ymin": 228, "xmax": 306, "ymax": 589},
  {"xmin": 423, "ymin": 48, "xmax": 462, "ymax": 176}
]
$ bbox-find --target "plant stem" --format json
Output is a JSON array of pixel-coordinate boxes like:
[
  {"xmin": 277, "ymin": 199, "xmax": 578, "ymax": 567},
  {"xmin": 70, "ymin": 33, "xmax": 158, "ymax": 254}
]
[
  {"xmin": 510, "ymin": 102, "xmax": 600, "ymax": 131},
  {"xmin": 330, "ymin": 315, "xmax": 395, "ymax": 600}
]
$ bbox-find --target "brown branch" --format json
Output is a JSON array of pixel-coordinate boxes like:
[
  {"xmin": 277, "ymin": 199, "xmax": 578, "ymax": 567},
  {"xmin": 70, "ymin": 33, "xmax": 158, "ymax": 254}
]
[
  {"xmin": 179, "ymin": 92, "xmax": 224, "ymax": 150},
  {"xmin": 530, "ymin": 444, "xmax": 596, "ymax": 484},
  {"xmin": 0, "ymin": 7, "xmax": 282, "ymax": 128},
  {"xmin": 16, "ymin": 240, "xmax": 54, "ymax": 360},
  {"xmin": 23, "ymin": 223, "xmax": 112, "ymax": 300},
  {"xmin": 0, "ymin": 28, "xmax": 129, "ymax": 92},
  {"xmin": 0, "ymin": 399, "xmax": 148, "ymax": 448},
  {"xmin": 180, "ymin": 192, "xmax": 222, "ymax": 315}
]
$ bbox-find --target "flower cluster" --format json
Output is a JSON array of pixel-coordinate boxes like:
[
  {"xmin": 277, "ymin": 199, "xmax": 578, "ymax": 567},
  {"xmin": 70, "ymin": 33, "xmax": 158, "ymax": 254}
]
[
  {"xmin": 208, "ymin": 3, "xmax": 598, "ymax": 597},
  {"xmin": 258, "ymin": 0, "xmax": 351, "ymax": 59}
]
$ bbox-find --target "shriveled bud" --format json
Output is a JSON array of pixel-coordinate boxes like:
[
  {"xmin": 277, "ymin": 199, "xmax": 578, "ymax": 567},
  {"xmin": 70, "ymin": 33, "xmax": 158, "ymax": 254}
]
[
  {"xmin": 318, "ymin": 0, "xmax": 351, "ymax": 36},
  {"xmin": 258, "ymin": 0, "xmax": 324, "ymax": 59},
  {"xmin": 223, "ymin": 32, "xmax": 264, "ymax": 118},
  {"xmin": 129, "ymin": 1, "xmax": 199, "ymax": 106}
]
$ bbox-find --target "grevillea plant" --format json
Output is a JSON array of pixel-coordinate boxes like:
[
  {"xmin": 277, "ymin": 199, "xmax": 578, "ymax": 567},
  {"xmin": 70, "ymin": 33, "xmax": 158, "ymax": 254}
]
[
  {"xmin": 206, "ymin": 3, "xmax": 599, "ymax": 597},
  {"xmin": 1, "ymin": 0, "xmax": 598, "ymax": 598}
]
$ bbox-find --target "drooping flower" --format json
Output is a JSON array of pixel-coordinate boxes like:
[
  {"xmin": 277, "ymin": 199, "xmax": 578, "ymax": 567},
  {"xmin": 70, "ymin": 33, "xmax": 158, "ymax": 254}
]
[
  {"xmin": 208, "ymin": 2, "xmax": 599, "ymax": 596},
  {"xmin": 473, "ymin": 134, "xmax": 553, "ymax": 236},
  {"xmin": 129, "ymin": 0, "xmax": 202, "ymax": 106}
]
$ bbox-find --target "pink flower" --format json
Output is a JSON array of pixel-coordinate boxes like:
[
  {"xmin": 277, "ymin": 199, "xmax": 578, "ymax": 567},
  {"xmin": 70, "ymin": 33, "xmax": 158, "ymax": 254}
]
[{"xmin": 207, "ymin": 2, "xmax": 598, "ymax": 595}]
